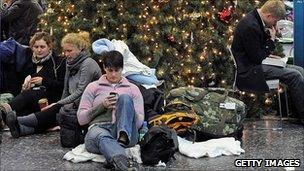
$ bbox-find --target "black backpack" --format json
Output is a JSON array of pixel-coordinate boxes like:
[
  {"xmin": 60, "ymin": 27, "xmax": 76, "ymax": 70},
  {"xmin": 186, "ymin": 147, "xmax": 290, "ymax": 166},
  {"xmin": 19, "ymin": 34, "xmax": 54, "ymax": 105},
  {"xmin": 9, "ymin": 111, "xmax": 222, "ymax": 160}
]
[
  {"xmin": 128, "ymin": 80, "xmax": 165, "ymax": 121},
  {"xmin": 58, "ymin": 105, "xmax": 88, "ymax": 148},
  {"xmin": 139, "ymin": 125, "xmax": 178, "ymax": 165}
]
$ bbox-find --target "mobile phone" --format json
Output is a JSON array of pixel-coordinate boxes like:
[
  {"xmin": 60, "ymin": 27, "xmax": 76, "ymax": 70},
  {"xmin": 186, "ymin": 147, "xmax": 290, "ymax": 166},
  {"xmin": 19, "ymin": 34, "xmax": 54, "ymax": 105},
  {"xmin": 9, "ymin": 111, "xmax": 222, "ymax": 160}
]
[
  {"xmin": 109, "ymin": 92, "xmax": 118, "ymax": 98},
  {"xmin": 109, "ymin": 92, "xmax": 118, "ymax": 103},
  {"xmin": 110, "ymin": 92, "xmax": 117, "ymax": 96}
]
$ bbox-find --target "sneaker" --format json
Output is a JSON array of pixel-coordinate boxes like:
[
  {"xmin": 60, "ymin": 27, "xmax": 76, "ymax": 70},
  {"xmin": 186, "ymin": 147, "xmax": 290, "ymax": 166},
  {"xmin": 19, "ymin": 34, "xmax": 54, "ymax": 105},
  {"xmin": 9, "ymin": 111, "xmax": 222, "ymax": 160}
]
[
  {"xmin": 112, "ymin": 154, "xmax": 139, "ymax": 171},
  {"xmin": 6, "ymin": 111, "xmax": 20, "ymax": 138},
  {"xmin": 103, "ymin": 162, "xmax": 115, "ymax": 169}
]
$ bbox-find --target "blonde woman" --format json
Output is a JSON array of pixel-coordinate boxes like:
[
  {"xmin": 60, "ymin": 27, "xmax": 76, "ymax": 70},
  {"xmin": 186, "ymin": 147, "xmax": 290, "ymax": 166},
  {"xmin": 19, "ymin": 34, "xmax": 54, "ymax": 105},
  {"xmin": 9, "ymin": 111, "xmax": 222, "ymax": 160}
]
[{"xmin": 4, "ymin": 31, "xmax": 101, "ymax": 138}]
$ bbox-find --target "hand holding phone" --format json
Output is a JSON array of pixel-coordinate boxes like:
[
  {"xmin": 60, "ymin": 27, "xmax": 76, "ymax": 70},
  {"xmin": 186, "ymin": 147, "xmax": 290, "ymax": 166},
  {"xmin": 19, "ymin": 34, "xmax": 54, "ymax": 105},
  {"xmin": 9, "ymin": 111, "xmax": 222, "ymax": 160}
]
[
  {"xmin": 109, "ymin": 92, "xmax": 118, "ymax": 97},
  {"xmin": 103, "ymin": 92, "xmax": 118, "ymax": 109}
]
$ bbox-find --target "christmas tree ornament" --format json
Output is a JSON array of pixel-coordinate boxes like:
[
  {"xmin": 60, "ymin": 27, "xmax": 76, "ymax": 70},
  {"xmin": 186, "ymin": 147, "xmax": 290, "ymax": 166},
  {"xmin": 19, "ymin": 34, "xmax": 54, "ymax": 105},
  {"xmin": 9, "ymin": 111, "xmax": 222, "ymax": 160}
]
[
  {"xmin": 218, "ymin": 8, "xmax": 233, "ymax": 23},
  {"xmin": 166, "ymin": 34, "xmax": 175, "ymax": 43}
]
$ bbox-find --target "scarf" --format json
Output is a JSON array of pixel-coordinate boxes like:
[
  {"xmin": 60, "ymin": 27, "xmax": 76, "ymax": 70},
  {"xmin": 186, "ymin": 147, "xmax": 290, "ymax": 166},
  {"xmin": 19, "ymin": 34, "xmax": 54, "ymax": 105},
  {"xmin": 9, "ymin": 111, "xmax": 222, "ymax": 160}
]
[
  {"xmin": 62, "ymin": 51, "xmax": 90, "ymax": 97},
  {"xmin": 32, "ymin": 51, "xmax": 53, "ymax": 65},
  {"xmin": 66, "ymin": 51, "xmax": 89, "ymax": 76}
]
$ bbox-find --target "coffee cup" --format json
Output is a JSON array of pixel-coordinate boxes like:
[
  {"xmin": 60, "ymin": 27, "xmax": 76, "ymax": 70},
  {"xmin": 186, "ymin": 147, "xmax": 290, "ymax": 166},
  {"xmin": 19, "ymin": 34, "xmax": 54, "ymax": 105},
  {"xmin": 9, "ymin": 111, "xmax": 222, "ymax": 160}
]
[{"xmin": 38, "ymin": 98, "xmax": 48, "ymax": 110}]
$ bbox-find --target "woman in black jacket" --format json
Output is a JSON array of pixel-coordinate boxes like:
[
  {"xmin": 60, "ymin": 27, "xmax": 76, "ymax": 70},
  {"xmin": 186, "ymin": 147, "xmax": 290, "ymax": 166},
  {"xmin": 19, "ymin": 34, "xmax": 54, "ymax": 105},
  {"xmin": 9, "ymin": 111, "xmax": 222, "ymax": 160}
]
[{"xmin": 0, "ymin": 31, "xmax": 65, "ymax": 117}]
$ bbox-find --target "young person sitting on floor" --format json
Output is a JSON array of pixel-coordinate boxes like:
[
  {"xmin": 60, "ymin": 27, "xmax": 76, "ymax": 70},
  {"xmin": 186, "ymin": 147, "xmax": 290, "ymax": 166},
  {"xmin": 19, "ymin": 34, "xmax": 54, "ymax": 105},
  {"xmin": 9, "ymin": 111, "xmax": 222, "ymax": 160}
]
[{"xmin": 77, "ymin": 50, "xmax": 144, "ymax": 171}]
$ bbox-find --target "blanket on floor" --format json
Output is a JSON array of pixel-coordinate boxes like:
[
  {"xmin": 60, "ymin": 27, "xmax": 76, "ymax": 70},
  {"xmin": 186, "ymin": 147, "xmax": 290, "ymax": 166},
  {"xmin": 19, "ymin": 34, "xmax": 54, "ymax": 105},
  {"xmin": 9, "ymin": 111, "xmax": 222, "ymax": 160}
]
[
  {"xmin": 178, "ymin": 137, "xmax": 245, "ymax": 158},
  {"xmin": 63, "ymin": 144, "xmax": 142, "ymax": 163},
  {"xmin": 63, "ymin": 137, "xmax": 244, "ymax": 163}
]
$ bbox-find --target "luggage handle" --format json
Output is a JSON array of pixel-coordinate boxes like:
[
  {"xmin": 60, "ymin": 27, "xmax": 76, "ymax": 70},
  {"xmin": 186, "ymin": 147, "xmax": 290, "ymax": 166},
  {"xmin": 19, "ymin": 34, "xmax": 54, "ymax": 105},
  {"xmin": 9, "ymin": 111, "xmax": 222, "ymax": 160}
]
[
  {"xmin": 184, "ymin": 89, "xmax": 207, "ymax": 102},
  {"xmin": 153, "ymin": 90, "xmax": 164, "ymax": 111},
  {"xmin": 185, "ymin": 88, "xmax": 229, "ymax": 104}
]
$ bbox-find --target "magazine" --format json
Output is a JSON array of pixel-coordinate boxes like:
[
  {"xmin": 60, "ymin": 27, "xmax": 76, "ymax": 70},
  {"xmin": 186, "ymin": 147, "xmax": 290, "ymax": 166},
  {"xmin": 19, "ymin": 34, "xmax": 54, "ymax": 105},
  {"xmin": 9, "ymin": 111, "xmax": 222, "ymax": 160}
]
[{"xmin": 262, "ymin": 57, "xmax": 288, "ymax": 68}]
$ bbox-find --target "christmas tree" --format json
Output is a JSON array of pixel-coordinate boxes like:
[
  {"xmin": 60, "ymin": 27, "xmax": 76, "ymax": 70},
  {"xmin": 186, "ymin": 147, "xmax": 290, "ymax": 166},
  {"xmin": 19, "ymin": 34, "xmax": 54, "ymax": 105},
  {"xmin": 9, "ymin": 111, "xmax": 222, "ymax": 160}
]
[
  {"xmin": 40, "ymin": 0, "xmax": 286, "ymax": 117},
  {"xmin": 39, "ymin": 0, "xmax": 269, "ymax": 90}
]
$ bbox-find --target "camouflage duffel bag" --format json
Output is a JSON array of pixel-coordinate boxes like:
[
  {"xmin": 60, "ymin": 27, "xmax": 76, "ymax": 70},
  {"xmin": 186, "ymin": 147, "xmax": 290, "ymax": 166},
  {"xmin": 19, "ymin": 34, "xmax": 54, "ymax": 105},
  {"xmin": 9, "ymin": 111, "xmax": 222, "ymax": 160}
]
[{"xmin": 163, "ymin": 87, "xmax": 246, "ymax": 140}]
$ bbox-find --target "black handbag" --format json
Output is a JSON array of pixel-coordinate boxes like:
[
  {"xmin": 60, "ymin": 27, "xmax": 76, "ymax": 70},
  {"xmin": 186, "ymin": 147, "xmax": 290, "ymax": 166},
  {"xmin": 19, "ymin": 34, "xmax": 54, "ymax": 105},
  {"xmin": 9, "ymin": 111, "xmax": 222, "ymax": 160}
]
[{"xmin": 58, "ymin": 104, "xmax": 88, "ymax": 148}]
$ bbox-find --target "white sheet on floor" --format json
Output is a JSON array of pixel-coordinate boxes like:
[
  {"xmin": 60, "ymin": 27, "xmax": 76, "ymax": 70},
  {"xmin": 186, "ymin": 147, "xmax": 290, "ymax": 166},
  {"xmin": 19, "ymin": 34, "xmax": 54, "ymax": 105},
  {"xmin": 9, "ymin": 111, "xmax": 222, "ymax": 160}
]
[
  {"xmin": 178, "ymin": 136, "xmax": 245, "ymax": 158},
  {"xmin": 63, "ymin": 137, "xmax": 244, "ymax": 163},
  {"xmin": 63, "ymin": 144, "xmax": 142, "ymax": 163}
]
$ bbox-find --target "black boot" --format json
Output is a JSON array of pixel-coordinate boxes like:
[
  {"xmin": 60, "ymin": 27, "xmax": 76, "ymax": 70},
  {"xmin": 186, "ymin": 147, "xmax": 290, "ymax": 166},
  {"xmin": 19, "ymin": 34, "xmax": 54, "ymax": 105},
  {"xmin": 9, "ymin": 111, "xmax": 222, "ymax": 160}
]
[
  {"xmin": 6, "ymin": 111, "xmax": 20, "ymax": 138},
  {"xmin": 0, "ymin": 103, "xmax": 12, "ymax": 125},
  {"xmin": 112, "ymin": 154, "xmax": 139, "ymax": 171}
]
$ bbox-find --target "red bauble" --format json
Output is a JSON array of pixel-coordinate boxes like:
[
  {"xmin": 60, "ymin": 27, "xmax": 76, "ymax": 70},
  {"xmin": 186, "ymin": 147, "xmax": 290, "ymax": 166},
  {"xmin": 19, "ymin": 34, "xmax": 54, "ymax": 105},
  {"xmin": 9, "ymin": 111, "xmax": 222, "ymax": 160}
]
[
  {"xmin": 218, "ymin": 8, "xmax": 232, "ymax": 23},
  {"xmin": 166, "ymin": 34, "xmax": 175, "ymax": 42}
]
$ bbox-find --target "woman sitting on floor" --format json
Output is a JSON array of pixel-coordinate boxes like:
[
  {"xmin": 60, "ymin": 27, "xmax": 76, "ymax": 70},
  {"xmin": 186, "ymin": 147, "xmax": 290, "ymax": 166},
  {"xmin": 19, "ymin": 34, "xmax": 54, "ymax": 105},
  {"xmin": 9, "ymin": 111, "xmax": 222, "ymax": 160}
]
[
  {"xmin": 1, "ymin": 31, "xmax": 101, "ymax": 138},
  {"xmin": 0, "ymin": 31, "xmax": 65, "ymax": 119}
]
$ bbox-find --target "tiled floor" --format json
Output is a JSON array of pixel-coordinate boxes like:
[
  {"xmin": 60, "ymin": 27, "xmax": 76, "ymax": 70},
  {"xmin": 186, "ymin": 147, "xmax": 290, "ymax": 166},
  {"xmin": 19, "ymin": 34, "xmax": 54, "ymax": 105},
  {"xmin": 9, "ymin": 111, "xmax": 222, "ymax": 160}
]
[{"xmin": 0, "ymin": 120, "xmax": 303, "ymax": 170}]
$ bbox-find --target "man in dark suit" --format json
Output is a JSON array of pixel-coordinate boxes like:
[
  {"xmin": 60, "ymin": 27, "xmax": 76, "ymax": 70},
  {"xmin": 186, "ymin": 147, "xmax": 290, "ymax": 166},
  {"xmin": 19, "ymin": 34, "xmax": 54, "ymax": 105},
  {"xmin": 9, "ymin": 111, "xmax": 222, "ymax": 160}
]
[{"xmin": 231, "ymin": 0, "xmax": 304, "ymax": 125}]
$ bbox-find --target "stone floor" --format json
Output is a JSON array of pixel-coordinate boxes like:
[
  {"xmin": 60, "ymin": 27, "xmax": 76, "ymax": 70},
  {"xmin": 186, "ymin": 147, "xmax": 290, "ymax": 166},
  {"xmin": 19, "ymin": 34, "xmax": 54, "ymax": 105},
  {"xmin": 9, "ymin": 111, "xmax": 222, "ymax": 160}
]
[{"xmin": 0, "ymin": 120, "xmax": 303, "ymax": 170}]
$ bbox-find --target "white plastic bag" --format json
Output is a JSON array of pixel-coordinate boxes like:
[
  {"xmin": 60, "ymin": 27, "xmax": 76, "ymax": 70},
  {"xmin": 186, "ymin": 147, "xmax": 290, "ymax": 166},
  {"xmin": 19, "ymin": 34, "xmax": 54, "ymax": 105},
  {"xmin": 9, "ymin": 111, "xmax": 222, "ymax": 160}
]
[{"xmin": 277, "ymin": 20, "xmax": 293, "ymax": 40}]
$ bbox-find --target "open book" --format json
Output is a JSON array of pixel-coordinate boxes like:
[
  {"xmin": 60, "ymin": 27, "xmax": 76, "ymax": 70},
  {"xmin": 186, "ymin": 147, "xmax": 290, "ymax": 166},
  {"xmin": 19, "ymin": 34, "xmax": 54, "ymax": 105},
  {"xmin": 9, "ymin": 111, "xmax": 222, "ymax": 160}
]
[{"xmin": 262, "ymin": 57, "xmax": 288, "ymax": 68}]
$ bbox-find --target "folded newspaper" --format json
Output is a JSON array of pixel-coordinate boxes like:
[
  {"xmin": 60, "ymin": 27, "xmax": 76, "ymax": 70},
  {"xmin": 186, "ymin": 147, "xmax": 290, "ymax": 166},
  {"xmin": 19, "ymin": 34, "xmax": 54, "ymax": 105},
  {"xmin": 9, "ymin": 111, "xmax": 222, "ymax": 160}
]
[
  {"xmin": 262, "ymin": 57, "xmax": 288, "ymax": 68},
  {"xmin": 277, "ymin": 38, "xmax": 293, "ymax": 43}
]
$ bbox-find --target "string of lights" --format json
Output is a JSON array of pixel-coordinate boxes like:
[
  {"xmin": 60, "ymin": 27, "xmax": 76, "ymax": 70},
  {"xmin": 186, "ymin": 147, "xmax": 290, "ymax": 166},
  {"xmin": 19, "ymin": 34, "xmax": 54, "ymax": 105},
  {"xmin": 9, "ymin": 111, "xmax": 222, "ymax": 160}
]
[{"xmin": 39, "ymin": 0, "xmax": 285, "ymax": 116}]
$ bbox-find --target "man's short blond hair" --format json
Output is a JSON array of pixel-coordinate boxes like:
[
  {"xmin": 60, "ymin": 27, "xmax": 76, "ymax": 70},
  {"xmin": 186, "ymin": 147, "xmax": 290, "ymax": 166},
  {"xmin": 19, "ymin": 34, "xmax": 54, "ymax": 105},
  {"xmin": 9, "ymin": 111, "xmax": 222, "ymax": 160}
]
[{"xmin": 261, "ymin": 0, "xmax": 286, "ymax": 19}]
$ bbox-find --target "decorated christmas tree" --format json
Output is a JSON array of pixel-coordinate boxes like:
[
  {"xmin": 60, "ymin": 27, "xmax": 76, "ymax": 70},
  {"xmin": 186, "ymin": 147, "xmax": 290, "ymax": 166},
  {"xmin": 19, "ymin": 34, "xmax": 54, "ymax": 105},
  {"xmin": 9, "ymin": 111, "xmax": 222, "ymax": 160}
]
[
  {"xmin": 40, "ymin": 0, "xmax": 286, "ymax": 117},
  {"xmin": 39, "ymin": 0, "xmax": 270, "ymax": 90}
]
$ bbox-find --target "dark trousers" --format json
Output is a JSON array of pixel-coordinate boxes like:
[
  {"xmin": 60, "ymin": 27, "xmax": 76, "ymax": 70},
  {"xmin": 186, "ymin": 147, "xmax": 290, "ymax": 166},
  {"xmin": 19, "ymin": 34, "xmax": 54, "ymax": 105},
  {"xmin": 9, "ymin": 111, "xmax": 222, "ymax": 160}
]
[
  {"xmin": 262, "ymin": 64, "xmax": 304, "ymax": 119},
  {"xmin": 9, "ymin": 89, "xmax": 47, "ymax": 116},
  {"xmin": 34, "ymin": 103, "xmax": 62, "ymax": 132}
]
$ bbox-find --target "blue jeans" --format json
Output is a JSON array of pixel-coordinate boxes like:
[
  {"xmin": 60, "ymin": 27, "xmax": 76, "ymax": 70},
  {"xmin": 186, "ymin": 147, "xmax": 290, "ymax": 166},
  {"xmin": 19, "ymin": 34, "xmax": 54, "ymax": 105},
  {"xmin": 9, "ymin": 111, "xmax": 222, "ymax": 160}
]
[
  {"xmin": 84, "ymin": 94, "xmax": 139, "ymax": 162},
  {"xmin": 126, "ymin": 73, "xmax": 158, "ymax": 85}
]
